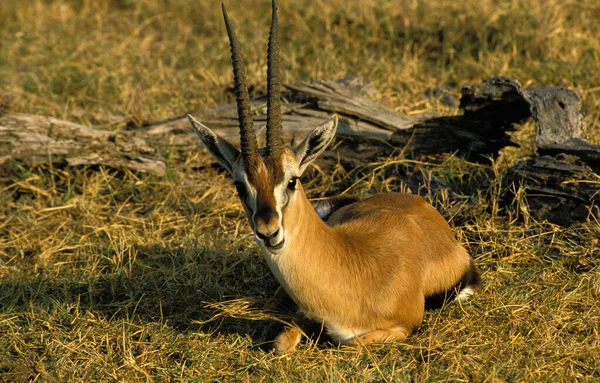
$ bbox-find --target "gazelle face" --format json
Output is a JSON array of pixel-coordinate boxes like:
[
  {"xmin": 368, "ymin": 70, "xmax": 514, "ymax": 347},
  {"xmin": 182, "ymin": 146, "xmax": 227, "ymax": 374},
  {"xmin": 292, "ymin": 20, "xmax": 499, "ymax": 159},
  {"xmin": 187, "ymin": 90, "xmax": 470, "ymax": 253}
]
[
  {"xmin": 231, "ymin": 150, "xmax": 297, "ymax": 252},
  {"xmin": 189, "ymin": 115, "xmax": 338, "ymax": 254},
  {"xmin": 187, "ymin": 1, "xmax": 337, "ymax": 253}
]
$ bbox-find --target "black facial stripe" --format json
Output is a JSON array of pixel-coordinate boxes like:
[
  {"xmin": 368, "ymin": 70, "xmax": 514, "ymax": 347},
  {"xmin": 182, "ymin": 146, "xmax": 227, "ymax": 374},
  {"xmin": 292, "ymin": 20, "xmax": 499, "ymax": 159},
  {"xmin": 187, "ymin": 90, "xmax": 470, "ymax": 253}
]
[{"xmin": 234, "ymin": 181, "xmax": 248, "ymax": 197}]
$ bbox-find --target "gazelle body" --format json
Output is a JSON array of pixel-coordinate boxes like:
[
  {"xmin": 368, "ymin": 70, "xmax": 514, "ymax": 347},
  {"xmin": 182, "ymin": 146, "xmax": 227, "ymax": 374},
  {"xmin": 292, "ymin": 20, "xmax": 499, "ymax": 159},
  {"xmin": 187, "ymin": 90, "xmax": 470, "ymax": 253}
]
[{"xmin": 189, "ymin": 1, "xmax": 480, "ymax": 354}]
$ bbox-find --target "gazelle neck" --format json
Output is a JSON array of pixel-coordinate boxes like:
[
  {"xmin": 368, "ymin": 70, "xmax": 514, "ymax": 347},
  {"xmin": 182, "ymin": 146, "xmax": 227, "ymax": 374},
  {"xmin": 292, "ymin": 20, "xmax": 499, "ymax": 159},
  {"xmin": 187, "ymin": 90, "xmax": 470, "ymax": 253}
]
[
  {"xmin": 284, "ymin": 183, "xmax": 339, "ymax": 252},
  {"xmin": 257, "ymin": 182, "xmax": 343, "ymax": 311}
]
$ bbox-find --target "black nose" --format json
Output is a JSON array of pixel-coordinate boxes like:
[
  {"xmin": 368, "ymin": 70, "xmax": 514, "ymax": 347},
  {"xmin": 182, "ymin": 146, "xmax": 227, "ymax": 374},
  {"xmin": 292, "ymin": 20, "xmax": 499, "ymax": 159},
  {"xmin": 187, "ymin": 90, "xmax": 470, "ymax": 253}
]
[{"xmin": 256, "ymin": 229, "xmax": 279, "ymax": 242}]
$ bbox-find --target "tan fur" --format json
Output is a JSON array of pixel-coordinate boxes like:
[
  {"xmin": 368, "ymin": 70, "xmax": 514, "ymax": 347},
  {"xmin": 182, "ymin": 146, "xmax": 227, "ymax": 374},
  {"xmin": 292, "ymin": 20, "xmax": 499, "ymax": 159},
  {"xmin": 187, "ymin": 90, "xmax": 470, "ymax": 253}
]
[
  {"xmin": 191, "ymin": 115, "xmax": 480, "ymax": 351},
  {"xmin": 260, "ymin": 173, "xmax": 473, "ymax": 345},
  {"xmin": 187, "ymin": 3, "xmax": 479, "ymax": 351},
  {"xmin": 344, "ymin": 327, "xmax": 409, "ymax": 347},
  {"xmin": 273, "ymin": 327, "xmax": 303, "ymax": 355}
]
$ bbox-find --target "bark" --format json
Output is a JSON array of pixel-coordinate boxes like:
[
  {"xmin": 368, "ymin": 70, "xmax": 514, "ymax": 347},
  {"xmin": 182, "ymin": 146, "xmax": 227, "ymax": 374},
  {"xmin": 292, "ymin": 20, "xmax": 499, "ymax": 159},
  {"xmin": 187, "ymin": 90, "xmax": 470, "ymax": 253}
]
[
  {"xmin": 0, "ymin": 113, "xmax": 166, "ymax": 176},
  {"xmin": 504, "ymin": 154, "xmax": 600, "ymax": 226},
  {"xmin": 391, "ymin": 77, "xmax": 529, "ymax": 160},
  {"xmin": 3, "ymin": 76, "xmax": 600, "ymax": 227},
  {"xmin": 144, "ymin": 77, "xmax": 431, "ymax": 147},
  {"xmin": 469, "ymin": 77, "xmax": 600, "ymax": 225}
]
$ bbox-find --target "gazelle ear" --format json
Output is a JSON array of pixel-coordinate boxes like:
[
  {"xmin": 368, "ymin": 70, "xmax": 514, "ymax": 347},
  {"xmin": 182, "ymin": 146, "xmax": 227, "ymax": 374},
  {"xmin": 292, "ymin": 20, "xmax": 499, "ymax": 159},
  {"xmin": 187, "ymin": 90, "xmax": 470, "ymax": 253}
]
[
  {"xmin": 188, "ymin": 115, "xmax": 240, "ymax": 173},
  {"xmin": 294, "ymin": 114, "xmax": 338, "ymax": 173}
]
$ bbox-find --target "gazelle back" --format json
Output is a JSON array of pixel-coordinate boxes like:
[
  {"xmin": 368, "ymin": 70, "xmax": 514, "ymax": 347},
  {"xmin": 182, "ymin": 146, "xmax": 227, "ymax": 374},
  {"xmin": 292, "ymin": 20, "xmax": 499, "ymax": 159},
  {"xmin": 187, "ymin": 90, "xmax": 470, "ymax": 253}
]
[{"xmin": 188, "ymin": 0, "xmax": 481, "ymax": 354}]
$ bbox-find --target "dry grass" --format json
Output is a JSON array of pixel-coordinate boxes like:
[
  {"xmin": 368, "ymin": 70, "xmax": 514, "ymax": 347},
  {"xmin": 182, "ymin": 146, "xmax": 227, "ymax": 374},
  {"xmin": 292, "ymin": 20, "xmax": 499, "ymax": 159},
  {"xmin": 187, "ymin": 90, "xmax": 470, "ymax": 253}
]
[{"xmin": 1, "ymin": 0, "xmax": 600, "ymax": 381}]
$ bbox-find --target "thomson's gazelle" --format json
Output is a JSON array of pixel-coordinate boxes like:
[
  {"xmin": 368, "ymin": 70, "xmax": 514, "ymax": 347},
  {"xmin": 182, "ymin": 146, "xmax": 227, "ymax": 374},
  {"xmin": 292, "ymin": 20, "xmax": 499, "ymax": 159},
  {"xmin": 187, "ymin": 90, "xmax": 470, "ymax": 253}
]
[{"xmin": 188, "ymin": 1, "xmax": 481, "ymax": 354}]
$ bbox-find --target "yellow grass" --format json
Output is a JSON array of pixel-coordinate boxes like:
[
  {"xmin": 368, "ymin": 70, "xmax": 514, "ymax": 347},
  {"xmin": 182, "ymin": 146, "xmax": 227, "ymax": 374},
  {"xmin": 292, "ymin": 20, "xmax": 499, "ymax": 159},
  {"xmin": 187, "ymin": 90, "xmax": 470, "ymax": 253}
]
[{"xmin": 1, "ymin": 0, "xmax": 600, "ymax": 381}]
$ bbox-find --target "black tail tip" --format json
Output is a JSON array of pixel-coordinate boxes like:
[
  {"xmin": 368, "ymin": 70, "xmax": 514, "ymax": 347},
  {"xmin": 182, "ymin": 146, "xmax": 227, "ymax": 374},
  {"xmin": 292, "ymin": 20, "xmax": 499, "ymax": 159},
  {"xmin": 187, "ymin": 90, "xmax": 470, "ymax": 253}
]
[{"xmin": 424, "ymin": 259, "xmax": 481, "ymax": 310}]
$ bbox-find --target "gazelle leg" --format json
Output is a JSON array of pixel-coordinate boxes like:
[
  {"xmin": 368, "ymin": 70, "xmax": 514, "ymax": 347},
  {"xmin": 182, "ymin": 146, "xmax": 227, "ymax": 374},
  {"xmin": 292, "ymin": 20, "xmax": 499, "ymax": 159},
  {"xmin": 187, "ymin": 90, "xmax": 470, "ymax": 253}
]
[
  {"xmin": 272, "ymin": 311, "xmax": 323, "ymax": 355},
  {"xmin": 345, "ymin": 327, "xmax": 410, "ymax": 347},
  {"xmin": 273, "ymin": 326, "xmax": 303, "ymax": 355}
]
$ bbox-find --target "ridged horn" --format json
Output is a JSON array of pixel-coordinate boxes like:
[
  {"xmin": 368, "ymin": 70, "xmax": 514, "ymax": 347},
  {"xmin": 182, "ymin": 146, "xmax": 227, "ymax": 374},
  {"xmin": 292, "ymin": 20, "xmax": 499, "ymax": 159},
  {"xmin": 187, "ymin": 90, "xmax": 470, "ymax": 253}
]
[
  {"xmin": 222, "ymin": 3, "xmax": 259, "ymax": 165},
  {"xmin": 266, "ymin": 0, "xmax": 284, "ymax": 157}
]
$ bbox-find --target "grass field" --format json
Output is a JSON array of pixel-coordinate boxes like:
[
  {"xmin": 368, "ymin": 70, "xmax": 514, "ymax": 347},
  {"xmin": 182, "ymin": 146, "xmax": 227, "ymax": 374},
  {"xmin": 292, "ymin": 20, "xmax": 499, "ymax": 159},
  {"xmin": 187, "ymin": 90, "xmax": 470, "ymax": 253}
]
[{"xmin": 1, "ymin": 0, "xmax": 600, "ymax": 381}]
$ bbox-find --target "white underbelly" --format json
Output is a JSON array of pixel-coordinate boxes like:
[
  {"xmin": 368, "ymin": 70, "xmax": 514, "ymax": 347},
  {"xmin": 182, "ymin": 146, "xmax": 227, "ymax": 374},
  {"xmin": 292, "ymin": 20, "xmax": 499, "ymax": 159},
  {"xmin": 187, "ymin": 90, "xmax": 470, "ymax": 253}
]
[{"xmin": 325, "ymin": 322, "xmax": 369, "ymax": 344}]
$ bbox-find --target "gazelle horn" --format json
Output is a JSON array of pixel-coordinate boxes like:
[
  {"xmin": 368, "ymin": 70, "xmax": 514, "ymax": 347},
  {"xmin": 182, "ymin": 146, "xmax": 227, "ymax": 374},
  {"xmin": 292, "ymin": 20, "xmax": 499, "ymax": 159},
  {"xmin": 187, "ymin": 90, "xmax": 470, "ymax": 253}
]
[
  {"xmin": 266, "ymin": 0, "xmax": 284, "ymax": 158},
  {"xmin": 222, "ymin": 4, "xmax": 259, "ymax": 166}
]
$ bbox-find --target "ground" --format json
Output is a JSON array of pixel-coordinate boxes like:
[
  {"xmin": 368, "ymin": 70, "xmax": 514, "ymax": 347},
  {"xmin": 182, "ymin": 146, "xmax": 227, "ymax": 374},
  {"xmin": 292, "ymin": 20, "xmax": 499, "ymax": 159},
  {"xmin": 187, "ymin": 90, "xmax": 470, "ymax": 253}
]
[{"xmin": 1, "ymin": 0, "xmax": 599, "ymax": 382}]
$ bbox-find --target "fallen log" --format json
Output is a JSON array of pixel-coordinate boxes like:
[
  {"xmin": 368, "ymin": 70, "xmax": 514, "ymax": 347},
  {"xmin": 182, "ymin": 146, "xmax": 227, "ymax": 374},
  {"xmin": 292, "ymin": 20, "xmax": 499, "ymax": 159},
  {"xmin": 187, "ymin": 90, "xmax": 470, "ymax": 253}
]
[
  {"xmin": 389, "ymin": 77, "xmax": 592, "ymax": 162},
  {"xmin": 487, "ymin": 77, "xmax": 600, "ymax": 225},
  {"xmin": 146, "ymin": 77, "xmax": 531, "ymax": 162},
  {"xmin": 538, "ymin": 138, "xmax": 600, "ymax": 173},
  {"xmin": 0, "ymin": 113, "xmax": 166, "ymax": 176},
  {"xmin": 1, "ymin": 77, "xmax": 526, "ymax": 176},
  {"xmin": 144, "ymin": 77, "xmax": 430, "ymax": 147},
  {"xmin": 390, "ymin": 77, "xmax": 529, "ymax": 160},
  {"xmin": 3, "ymin": 77, "xmax": 599, "ymax": 229},
  {"xmin": 504, "ymin": 154, "xmax": 600, "ymax": 226}
]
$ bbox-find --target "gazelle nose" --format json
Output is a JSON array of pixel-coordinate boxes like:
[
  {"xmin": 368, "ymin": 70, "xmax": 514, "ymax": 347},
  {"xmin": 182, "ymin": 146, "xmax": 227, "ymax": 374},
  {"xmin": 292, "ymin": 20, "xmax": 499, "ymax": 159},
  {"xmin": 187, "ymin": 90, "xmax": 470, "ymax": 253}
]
[{"xmin": 256, "ymin": 228, "xmax": 280, "ymax": 242}]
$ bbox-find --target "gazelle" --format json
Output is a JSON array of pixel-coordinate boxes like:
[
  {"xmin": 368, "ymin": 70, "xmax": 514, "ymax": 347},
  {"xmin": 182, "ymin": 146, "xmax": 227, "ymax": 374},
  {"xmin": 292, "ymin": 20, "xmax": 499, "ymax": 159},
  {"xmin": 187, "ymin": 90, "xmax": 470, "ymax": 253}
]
[{"xmin": 188, "ymin": 1, "xmax": 481, "ymax": 354}]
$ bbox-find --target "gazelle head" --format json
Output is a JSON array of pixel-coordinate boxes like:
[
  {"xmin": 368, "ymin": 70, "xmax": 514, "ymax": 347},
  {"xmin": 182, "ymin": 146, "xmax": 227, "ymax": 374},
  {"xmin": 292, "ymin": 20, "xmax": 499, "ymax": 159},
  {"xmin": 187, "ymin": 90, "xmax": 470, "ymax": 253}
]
[{"xmin": 188, "ymin": 1, "xmax": 338, "ymax": 254}]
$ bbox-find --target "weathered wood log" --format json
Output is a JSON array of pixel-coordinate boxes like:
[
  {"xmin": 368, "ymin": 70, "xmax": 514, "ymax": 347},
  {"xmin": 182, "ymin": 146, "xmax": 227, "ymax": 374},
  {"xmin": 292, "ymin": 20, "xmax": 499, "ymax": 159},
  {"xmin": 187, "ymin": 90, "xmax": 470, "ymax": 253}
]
[
  {"xmin": 147, "ymin": 77, "xmax": 531, "ymax": 162},
  {"xmin": 3, "ymin": 77, "xmax": 558, "ymax": 177},
  {"xmin": 538, "ymin": 138, "xmax": 600, "ymax": 173},
  {"xmin": 145, "ymin": 98, "xmax": 398, "ymax": 146},
  {"xmin": 456, "ymin": 76, "xmax": 595, "ymax": 155},
  {"xmin": 0, "ymin": 113, "xmax": 166, "ymax": 176},
  {"xmin": 389, "ymin": 77, "xmax": 594, "ymax": 161},
  {"xmin": 284, "ymin": 78, "xmax": 422, "ymax": 131},
  {"xmin": 526, "ymin": 86, "xmax": 600, "ymax": 171},
  {"xmin": 391, "ymin": 77, "xmax": 530, "ymax": 160},
  {"xmin": 3, "ymin": 75, "xmax": 598, "ymax": 201},
  {"xmin": 144, "ymin": 78, "xmax": 432, "ymax": 147},
  {"xmin": 504, "ymin": 154, "xmax": 600, "ymax": 226},
  {"xmin": 526, "ymin": 87, "xmax": 586, "ymax": 148},
  {"xmin": 0, "ymin": 78, "xmax": 433, "ymax": 176},
  {"xmin": 469, "ymin": 78, "xmax": 600, "ymax": 225}
]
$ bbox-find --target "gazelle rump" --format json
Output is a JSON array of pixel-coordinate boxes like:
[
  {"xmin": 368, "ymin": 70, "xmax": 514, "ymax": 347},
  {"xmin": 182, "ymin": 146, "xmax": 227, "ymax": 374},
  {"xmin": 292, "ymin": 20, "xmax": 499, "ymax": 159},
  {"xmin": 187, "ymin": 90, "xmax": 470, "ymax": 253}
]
[{"xmin": 187, "ymin": 1, "xmax": 481, "ymax": 354}]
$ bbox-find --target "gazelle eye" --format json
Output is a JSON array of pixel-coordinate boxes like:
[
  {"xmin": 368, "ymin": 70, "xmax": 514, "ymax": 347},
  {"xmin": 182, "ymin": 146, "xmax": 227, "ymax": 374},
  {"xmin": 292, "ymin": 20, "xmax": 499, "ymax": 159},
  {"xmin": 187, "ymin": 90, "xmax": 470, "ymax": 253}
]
[{"xmin": 287, "ymin": 177, "xmax": 298, "ymax": 191}]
